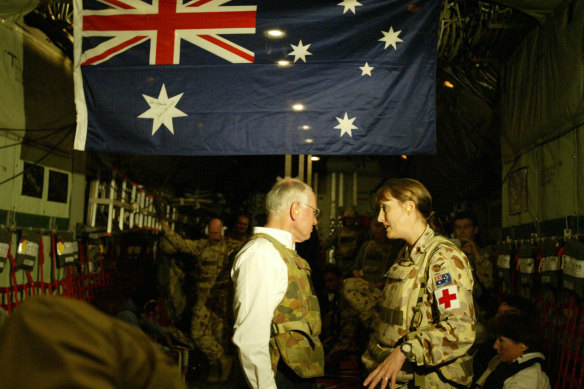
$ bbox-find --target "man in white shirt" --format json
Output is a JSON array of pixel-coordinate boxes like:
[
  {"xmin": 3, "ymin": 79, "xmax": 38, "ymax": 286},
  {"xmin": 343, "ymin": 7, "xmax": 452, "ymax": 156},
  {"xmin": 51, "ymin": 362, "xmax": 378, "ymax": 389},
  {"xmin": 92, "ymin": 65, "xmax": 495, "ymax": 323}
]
[{"xmin": 231, "ymin": 178, "xmax": 324, "ymax": 389}]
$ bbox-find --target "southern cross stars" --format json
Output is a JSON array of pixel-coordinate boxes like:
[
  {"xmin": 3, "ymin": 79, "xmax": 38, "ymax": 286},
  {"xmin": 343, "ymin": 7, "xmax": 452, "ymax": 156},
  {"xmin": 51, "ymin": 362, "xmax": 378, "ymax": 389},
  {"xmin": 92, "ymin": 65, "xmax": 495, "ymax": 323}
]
[
  {"xmin": 360, "ymin": 62, "xmax": 374, "ymax": 76},
  {"xmin": 138, "ymin": 84, "xmax": 187, "ymax": 135},
  {"xmin": 337, "ymin": 0, "xmax": 362, "ymax": 14},
  {"xmin": 379, "ymin": 26, "xmax": 403, "ymax": 50},
  {"xmin": 335, "ymin": 112, "xmax": 358, "ymax": 137},
  {"xmin": 288, "ymin": 40, "xmax": 312, "ymax": 62}
]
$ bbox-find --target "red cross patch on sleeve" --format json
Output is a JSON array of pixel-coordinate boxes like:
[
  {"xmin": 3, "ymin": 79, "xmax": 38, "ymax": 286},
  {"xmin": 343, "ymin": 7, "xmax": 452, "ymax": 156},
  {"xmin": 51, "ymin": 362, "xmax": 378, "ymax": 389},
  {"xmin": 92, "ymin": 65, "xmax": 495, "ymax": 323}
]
[{"xmin": 435, "ymin": 285, "xmax": 460, "ymax": 313}]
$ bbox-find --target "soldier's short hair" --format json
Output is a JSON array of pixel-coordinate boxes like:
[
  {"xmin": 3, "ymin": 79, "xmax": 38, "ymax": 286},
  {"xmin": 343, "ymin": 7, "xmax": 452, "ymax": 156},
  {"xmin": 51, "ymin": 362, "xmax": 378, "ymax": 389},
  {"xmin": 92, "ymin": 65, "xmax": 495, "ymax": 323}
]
[
  {"xmin": 490, "ymin": 311, "xmax": 543, "ymax": 352},
  {"xmin": 265, "ymin": 178, "xmax": 313, "ymax": 216},
  {"xmin": 453, "ymin": 211, "xmax": 477, "ymax": 227}
]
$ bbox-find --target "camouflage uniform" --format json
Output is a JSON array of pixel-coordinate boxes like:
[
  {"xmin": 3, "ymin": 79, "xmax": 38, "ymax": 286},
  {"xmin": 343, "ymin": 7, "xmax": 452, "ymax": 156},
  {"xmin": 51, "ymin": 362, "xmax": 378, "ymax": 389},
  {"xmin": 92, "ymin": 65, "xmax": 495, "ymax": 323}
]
[
  {"xmin": 468, "ymin": 246, "xmax": 495, "ymax": 315},
  {"xmin": 362, "ymin": 226, "xmax": 476, "ymax": 388},
  {"xmin": 354, "ymin": 239, "xmax": 400, "ymax": 284},
  {"xmin": 324, "ymin": 227, "xmax": 367, "ymax": 276},
  {"xmin": 322, "ymin": 280, "xmax": 365, "ymax": 372},
  {"xmin": 247, "ymin": 233, "xmax": 324, "ymax": 378},
  {"xmin": 163, "ymin": 230, "xmax": 239, "ymax": 367},
  {"xmin": 342, "ymin": 277, "xmax": 383, "ymax": 330}
]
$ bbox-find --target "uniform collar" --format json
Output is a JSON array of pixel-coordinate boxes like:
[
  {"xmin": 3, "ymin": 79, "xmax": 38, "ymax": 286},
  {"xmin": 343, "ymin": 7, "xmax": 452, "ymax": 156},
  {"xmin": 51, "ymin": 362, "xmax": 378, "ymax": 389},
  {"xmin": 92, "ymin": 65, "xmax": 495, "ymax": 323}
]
[{"xmin": 404, "ymin": 225, "xmax": 435, "ymax": 264}]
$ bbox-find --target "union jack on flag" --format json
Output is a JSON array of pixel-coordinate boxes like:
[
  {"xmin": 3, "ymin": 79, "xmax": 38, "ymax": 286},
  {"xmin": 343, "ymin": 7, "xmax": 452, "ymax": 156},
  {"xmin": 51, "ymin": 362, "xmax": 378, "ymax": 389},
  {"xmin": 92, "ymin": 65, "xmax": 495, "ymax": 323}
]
[
  {"xmin": 73, "ymin": 0, "xmax": 440, "ymax": 156},
  {"xmin": 78, "ymin": 0, "xmax": 257, "ymax": 66}
]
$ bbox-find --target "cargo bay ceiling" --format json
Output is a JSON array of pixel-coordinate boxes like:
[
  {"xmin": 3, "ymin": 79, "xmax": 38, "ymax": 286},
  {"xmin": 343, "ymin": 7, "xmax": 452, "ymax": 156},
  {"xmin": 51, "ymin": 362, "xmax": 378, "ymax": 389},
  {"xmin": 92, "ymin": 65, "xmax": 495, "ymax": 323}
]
[{"xmin": 3, "ymin": 0, "xmax": 558, "ymax": 217}]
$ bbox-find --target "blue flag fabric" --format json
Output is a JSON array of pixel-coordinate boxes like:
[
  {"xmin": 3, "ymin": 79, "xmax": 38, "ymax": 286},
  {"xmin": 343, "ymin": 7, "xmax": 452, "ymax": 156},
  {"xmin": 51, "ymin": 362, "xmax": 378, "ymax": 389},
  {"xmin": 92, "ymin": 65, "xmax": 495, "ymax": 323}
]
[{"xmin": 73, "ymin": 0, "xmax": 439, "ymax": 156}]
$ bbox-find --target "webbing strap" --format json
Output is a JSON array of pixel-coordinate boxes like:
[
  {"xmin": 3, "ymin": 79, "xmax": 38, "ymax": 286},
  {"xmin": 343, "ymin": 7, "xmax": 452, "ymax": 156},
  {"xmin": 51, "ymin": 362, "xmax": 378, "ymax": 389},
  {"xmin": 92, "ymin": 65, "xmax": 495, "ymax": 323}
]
[
  {"xmin": 379, "ymin": 306, "xmax": 404, "ymax": 326},
  {"xmin": 6, "ymin": 241, "xmax": 20, "ymax": 309},
  {"xmin": 50, "ymin": 234, "xmax": 57, "ymax": 292},
  {"xmin": 39, "ymin": 233, "xmax": 46, "ymax": 294},
  {"xmin": 25, "ymin": 269, "xmax": 35, "ymax": 298},
  {"xmin": 271, "ymin": 320, "xmax": 313, "ymax": 337}
]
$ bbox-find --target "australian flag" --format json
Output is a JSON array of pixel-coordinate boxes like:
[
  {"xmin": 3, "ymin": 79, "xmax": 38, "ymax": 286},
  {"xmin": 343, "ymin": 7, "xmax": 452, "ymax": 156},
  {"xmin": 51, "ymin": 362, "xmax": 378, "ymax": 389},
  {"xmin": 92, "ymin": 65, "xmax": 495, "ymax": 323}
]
[{"xmin": 73, "ymin": 0, "xmax": 439, "ymax": 155}]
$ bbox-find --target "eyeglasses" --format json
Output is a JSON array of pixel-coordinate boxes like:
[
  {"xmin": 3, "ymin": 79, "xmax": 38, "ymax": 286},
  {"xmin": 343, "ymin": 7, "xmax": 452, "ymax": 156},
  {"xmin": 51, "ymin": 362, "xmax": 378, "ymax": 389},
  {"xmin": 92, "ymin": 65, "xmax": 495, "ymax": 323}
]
[{"xmin": 300, "ymin": 202, "xmax": 321, "ymax": 219}]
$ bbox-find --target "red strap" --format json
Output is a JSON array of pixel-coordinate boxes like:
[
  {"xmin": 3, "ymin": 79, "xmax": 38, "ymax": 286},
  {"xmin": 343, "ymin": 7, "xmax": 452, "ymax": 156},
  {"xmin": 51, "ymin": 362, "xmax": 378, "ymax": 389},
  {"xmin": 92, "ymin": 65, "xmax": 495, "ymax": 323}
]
[
  {"xmin": 6, "ymin": 243, "xmax": 20, "ymax": 310},
  {"xmin": 24, "ymin": 269, "xmax": 35, "ymax": 298},
  {"xmin": 38, "ymin": 233, "xmax": 46, "ymax": 294},
  {"xmin": 50, "ymin": 234, "xmax": 58, "ymax": 293},
  {"xmin": 65, "ymin": 266, "xmax": 73, "ymax": 297}
]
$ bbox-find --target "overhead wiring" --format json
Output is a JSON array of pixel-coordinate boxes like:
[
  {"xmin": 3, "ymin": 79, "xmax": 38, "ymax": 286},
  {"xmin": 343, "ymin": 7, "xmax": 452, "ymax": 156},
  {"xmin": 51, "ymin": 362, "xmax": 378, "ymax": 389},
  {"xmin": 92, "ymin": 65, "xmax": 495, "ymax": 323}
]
[
  {"xmin": 0, "ymin": 126, "xmax": 74, "ymax": 187},
  {"xmin": 0, "ymin": 124, "xmax": 75, "ymax": 132},
  {"xmin": 0, "ymin": 127, "xmax": 72, "ymax": 151}
]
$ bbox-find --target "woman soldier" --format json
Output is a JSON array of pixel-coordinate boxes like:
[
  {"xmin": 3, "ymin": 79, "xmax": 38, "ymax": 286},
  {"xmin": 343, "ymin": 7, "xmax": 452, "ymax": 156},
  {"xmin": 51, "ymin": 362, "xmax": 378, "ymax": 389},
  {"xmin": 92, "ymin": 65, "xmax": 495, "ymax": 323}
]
[{"xmin": 363, "ymin": 178, "xmax": 476, "ymax": 389}]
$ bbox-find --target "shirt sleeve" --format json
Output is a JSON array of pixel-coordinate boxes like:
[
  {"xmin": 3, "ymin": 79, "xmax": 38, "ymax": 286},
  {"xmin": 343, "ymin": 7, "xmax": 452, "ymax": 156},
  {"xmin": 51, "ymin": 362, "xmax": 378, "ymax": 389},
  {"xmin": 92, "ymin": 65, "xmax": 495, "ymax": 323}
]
[
  {"xmin": 231, "ymin": 241, "xmax": 288, "ymax": 389},
  {"xmin": 410, "ymin": 245, "xmax": 476, "ymax": 366}
]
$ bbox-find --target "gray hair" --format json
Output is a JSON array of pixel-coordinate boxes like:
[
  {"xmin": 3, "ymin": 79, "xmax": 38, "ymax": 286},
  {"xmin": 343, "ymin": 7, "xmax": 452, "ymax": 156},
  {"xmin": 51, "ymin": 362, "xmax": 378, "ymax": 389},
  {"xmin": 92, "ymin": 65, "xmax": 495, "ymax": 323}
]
[{"xmin": 265, "ymin": 178, "xmax": 312, "ymax": 215}]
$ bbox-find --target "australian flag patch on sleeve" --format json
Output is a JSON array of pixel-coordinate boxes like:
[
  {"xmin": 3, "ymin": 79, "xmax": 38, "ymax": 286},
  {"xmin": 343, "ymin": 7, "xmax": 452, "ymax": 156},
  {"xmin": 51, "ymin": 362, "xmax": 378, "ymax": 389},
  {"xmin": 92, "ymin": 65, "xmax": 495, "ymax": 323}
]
[{"xmin": 434, "ymin": 273, "xmax": 452, "ymax": 288}]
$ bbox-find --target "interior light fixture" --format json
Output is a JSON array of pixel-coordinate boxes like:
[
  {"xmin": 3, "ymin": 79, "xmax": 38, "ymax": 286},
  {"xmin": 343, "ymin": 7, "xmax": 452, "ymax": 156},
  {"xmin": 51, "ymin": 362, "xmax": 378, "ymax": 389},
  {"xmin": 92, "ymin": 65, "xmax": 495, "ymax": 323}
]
[
  {"xmin": 311, "ymin": 156, "xmax": 320, "ymax": 161},
  {"xmin": 400, "ymin": 154, "xmax": 408, "ymax": 160},
  {"xmin": 300, "ymin": 125, "xmax": 311, "ymax": 130},
  {"xmin": 305, "ymin": 139, "xmax": 314, "ymax": 144},
  {"xmin": 443, "ymin": 80, "xmax": 454, "ymax": 89},
  {"xmin": 277, "ymin": 60, "xmax": 290, "ymax": 66},
  {"xmin": 266, "ymin": 29, "xmax": 284, "ymax": 38},
  {"xmin": 292, "ymin": 103, "xmax": 305, "ymax": 111}
]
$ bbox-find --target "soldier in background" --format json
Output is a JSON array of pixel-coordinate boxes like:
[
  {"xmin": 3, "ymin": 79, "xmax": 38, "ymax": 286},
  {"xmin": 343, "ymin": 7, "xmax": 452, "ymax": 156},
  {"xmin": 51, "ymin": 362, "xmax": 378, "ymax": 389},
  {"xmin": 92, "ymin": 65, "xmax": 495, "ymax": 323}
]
[
  {"xmin": 161, "ymin": 218, "xmax": 239, "ymax": 384},
  {"xmin": 452, "ymin": 211, "xmax": 497, "ymax": 318},
  {"xmin": 323, "ymin": 207, "xmax": 368, "ymax": 277},
  {"xmin": 363, "ymin": 178, "xmax": 475, "ymax": 389},
  {"xmin": 226, "ymin": 214, "xmax": 251, "ymax": 242},
  {"xmin": 352, "ymin": 221, "xmax": 402, "ymax": 288},
  {"xmin": 321, "ymin": 264, "xmax": 368, "ymax": 373}
]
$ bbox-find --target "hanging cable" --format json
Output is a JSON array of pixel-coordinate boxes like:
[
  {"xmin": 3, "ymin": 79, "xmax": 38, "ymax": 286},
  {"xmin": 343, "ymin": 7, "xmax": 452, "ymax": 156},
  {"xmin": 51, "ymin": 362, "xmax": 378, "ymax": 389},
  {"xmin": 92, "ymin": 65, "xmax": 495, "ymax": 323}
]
[
  {"xmin": 0, "ymin": 127, "xmax": 70, "ymax": 151},
  {"xmin": 0, "ymin": 127, "xmax": 74, "ymax": 187}
]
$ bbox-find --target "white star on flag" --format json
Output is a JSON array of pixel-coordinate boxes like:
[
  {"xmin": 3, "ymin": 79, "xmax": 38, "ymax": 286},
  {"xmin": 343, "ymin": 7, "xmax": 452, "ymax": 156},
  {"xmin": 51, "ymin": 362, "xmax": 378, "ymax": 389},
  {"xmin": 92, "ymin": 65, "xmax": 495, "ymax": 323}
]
[
  {"xmin": 379, "ymin": 26, "xmax": 403, "ymax": 50},
  {"xmin": 335, "ymin": 112, "xmax": 358, "ymax": 137},
  {"xmin": 288, "ymin": 40, "xmax": 312, "ymax": 62},
  {"xmin": 138, "ymin": 84, "xmax": 187, "ymax": 135},
  {"xmin": 337, "ymin": 0, "xmax": 362, "ymax": 14},
  {"xmin": 360, "ymin": 62, "xmax": 374, "ymax": 76}
]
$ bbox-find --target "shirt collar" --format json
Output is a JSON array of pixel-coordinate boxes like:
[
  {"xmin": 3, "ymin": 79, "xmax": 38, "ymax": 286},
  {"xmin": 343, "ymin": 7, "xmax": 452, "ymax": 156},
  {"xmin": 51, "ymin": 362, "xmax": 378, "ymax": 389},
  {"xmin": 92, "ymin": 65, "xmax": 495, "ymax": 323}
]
[
  {"xmin": 252, "ymin": 226, "xmax": 295, "ymax": 250},
  {"xmin": 516, "ymin": 352, "xmax": 545, "ymax": 364}
]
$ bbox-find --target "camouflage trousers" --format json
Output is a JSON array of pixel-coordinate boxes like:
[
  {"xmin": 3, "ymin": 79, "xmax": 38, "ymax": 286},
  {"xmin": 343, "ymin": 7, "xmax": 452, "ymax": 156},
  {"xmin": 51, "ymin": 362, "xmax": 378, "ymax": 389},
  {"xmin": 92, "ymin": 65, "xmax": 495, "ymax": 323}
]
[{"xmin": 191, "ymin": 303, "xmax": 227, "ymax": 364}]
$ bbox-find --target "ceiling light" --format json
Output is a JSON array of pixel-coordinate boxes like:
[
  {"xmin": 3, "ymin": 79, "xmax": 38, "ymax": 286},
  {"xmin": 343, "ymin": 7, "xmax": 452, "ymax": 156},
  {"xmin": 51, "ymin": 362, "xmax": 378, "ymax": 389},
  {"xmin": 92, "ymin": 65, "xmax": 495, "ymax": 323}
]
[
  {"xmin": 443, "ymin": 80, "xmax": 454, "ymax": 89},
  {"xmin": 305, "ymin": 139, "xmax": 314, "ymax": 144},
  {"xmin": 400, "ymin": 154, "xmax": 408, "ymax": 160},
  {"xmin": 311, "ymin": 156, "xmax": 320, "ymax": 161},
  {"xmin": 292, "ymin": 103, "xmax": 304, "ymax": 111},
  {"xmin": 266, "ymin": 29, "xmax": 284, "ymax": 38},
  {"xmin": 300, "ymin": 125, "xmax": 311, "ymax": 130},
  {"xmin": 277, "ymin": 60, "xmax": 290, "ymax": 66}
]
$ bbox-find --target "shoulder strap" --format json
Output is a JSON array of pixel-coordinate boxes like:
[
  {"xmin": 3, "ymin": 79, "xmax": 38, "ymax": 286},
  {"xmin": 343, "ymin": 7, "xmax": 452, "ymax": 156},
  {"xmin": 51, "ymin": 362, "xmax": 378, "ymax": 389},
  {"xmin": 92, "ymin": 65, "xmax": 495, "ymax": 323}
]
[
  {"xmin": 483, "ymin": 358, "xmax": 545, "ymax": 389},
  {"xmin": 248, "ymin": 232, "xmax": 295, "ymax": 260}
]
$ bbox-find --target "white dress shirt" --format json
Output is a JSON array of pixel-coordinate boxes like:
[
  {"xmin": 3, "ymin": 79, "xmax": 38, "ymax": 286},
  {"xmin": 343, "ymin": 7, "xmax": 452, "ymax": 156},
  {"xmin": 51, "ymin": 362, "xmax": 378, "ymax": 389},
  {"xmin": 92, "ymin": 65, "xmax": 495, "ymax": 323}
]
[
  {"xmin": 231, "ymin": 227, "xmax": 291, "ymax": 389},
  {"xmin": 504, "ymin": 352, "xmax": 551, "ymax": 389},
  {"xmin": 476, "ymin": 352, "xmax": 551, "ymax": 389}
]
